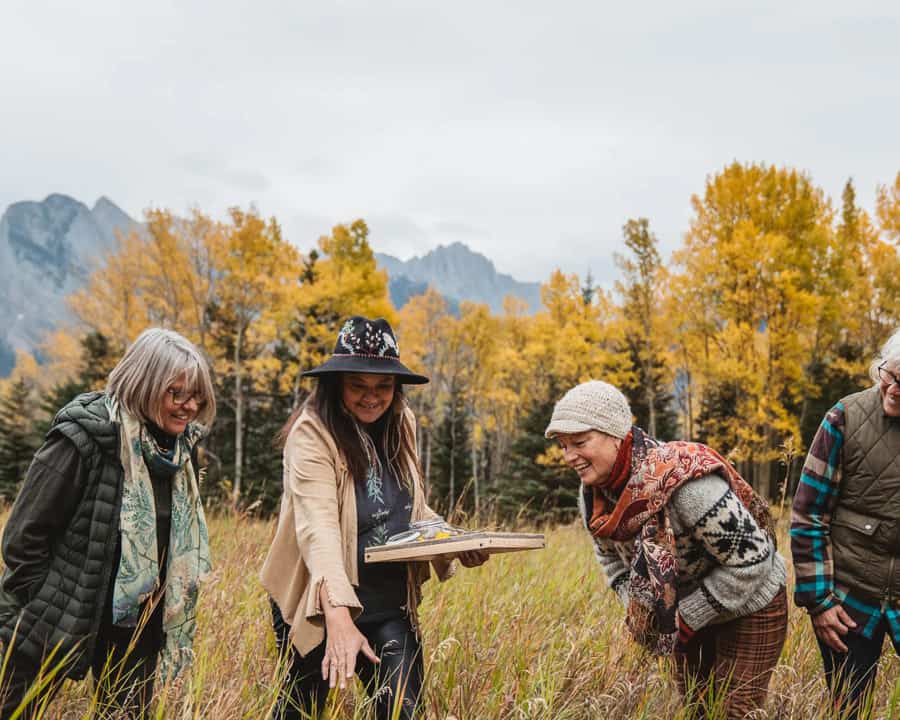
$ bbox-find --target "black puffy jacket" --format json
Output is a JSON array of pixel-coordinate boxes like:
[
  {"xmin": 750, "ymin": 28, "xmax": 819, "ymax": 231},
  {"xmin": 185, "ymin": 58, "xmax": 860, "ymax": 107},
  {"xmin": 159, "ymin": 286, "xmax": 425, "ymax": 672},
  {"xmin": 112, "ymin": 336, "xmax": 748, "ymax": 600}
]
[{"xmin": 0, "ymin": 392, "xmax": 122, "ymax": 679}]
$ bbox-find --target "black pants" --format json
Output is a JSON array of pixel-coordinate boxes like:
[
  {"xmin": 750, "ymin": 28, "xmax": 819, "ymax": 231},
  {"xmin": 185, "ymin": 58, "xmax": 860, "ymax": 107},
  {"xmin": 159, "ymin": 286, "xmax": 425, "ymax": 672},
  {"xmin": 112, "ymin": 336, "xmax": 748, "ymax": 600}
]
[
  {"xmin": 815, "ymin": 617, "xmax": 900, "ymax": 720},
  {"xmin": 271, "ymin": 599, "xmax": 423, "ymax": 720},
  {"xmin": 0, "ymin": 621, "xmax": 160, "ymax": 720}
]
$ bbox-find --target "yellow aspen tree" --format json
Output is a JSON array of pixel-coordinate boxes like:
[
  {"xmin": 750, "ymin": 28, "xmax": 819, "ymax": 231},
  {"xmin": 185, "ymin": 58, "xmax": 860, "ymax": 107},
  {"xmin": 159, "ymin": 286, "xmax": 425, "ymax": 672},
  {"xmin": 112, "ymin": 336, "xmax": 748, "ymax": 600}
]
[
  {"xmin": 527, "ymin": 270, "xmax": 630, "ymax": 396},
  {"xmin": 67, "ymin": 208, "xmax": 222, "ymax": 350},
  {"xmin": 209, "ymin": 207, "xmax": 301, "ymax": 508},
  {"xmin": 876, "ymin": 170, "xmax": 900, "ymax": 243},
  {"xmin": 456, "ymin": 302, "xmax": 500, "ymax": 514},
  {"xmin": 275, "ymin": 219, "xmax": 395, "ymax": 411},
  {"xmin": 671, "ymin": 162, "xmax": 836, "ymax": 494},
  {"xmin": 487, "ymin": 297, "xmax": 533, "ymax": 479},
  {"xmin": 68, "ymin": 228, "xmax": 152, "ymax": 348}
]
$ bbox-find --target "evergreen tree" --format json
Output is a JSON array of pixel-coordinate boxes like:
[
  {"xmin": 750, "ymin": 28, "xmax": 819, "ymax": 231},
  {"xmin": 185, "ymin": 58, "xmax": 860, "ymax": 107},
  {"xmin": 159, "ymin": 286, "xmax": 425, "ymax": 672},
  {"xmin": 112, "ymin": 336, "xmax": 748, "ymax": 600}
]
[
  {"xmin": 492, "ymin": 392, "xmax": 579, "ymax": 524},
  {"xmin": 694, "ymin": 380, "xmax": 739, "ymax": 451},
  {"xmin": 615, "ymin": 218, "xmax": 674, "ymax": 439},
  {"xmin": 237, "ymin": 371, "xmax": 295, "ymax": 516},
  {"xmin": 0, "ymin": 338, "xmax": 15, "ymax": 378},
  {"xmin": 429, "ymin": 382, "xmax": 472, "ymax": 515},
  {"xmin": 36, "ymin": 331, "xmax": 119, "ymax": 437},
  {"xmin": 622, "ymin": 342, "xmax": 679, "ymax": 440},
  {"xmin": 0, "ymin": 378, "xmax": 40, "ymax": 500},
  {"xmin": 580, "ymin": 270, "xmax": 596, "ymax": 305}
]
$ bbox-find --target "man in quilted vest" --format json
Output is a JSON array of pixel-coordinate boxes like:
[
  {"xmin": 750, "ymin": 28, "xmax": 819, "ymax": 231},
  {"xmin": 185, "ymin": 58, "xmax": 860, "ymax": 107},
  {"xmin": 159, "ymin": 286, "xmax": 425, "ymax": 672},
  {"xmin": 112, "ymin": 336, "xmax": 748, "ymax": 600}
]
[{"xmin": 791, "ymin": 329, "xmax": 900, "ymax": 720}]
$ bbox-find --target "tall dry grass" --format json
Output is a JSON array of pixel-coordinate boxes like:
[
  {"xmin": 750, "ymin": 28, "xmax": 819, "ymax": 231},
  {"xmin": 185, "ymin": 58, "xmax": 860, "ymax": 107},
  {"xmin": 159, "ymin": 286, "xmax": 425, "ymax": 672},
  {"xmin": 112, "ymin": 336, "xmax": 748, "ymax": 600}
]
[{"xmin": 4, "ymin": 513, "xmax": 898, "ymax": 719}]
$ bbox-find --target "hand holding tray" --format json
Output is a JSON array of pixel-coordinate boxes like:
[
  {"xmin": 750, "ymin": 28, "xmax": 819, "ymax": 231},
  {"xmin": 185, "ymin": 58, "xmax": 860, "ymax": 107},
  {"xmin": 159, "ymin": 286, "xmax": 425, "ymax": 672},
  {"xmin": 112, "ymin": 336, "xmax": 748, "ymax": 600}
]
[{"xmin": 364, "ymin": 519, "xmax": 545, "ymax": 563}]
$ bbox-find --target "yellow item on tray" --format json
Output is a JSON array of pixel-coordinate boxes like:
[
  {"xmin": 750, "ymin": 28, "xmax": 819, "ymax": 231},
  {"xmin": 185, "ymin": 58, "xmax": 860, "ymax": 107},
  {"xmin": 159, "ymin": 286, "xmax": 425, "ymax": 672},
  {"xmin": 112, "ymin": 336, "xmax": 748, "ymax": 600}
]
[{"xmin": 388, "ymin": 517, "xmax": 464, "ymax": 545}]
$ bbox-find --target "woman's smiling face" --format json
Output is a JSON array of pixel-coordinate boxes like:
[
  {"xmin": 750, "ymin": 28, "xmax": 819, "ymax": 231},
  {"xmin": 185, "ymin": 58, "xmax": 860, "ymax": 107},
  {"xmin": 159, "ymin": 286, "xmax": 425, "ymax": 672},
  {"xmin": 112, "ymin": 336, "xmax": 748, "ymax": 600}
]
[
  {"xmin": 341, "ymin": 373, "xmax": 396, "ymax": 424},
  {"xmin": 159, "ymin": 374, "xmax": 204, "ymax": 435},
  {"xmin": 556, "ymin": 430, "xmax": 622, "ymax": 487}
]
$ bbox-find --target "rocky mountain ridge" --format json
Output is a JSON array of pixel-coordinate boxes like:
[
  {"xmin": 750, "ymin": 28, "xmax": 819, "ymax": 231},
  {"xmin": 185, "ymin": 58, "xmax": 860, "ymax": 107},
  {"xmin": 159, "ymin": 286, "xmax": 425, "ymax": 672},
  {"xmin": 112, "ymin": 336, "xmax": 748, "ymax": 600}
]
[
  {"xmin": 375, "ymin": 242, "xmax": 541, "ymax": 314},
  {"xmin": 0, "ymin": 195, "xmax": 541, "ymax": 377},
  {"xmin": 0, "ymin": 194, "xmax": 138, "ymax": 375}
]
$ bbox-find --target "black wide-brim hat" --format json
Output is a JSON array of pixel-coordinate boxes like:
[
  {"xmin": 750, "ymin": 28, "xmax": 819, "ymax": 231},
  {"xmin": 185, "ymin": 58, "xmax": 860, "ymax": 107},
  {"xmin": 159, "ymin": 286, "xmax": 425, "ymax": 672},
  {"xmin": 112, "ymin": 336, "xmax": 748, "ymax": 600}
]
[{"xmin": 302, "ymin": 316, "xmax": 429, "ymax": 385}]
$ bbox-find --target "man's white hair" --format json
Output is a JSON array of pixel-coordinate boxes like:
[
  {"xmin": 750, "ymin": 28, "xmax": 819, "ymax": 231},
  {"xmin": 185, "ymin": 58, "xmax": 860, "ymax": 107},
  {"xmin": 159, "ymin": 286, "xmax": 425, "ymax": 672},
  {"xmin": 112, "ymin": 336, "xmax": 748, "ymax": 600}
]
[{"xmin": 870, "ymin": 328, "xmax": 900, "ymax": 385}]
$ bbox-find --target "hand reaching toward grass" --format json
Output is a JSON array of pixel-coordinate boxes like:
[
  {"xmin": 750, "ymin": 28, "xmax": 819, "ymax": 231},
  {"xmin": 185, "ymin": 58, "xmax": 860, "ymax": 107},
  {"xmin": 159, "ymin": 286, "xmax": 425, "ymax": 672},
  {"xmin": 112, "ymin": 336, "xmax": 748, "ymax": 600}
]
[{"xmin": 318, "ymin": 584, "xmax": 379, "ymax": 689}]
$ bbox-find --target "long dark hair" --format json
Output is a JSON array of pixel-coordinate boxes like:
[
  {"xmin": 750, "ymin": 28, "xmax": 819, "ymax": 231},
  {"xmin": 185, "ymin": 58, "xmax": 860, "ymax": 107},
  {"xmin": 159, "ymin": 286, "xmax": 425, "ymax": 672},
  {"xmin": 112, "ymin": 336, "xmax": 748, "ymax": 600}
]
[{"xmin": 277, "ymin": 373, "xmax": 417, "ymax": 488}]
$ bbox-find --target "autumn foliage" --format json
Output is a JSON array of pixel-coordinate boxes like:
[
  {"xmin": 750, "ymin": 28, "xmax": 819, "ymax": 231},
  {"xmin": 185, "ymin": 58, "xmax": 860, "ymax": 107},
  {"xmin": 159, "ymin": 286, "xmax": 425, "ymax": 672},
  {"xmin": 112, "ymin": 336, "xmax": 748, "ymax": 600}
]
[{"xmin": 2, "ymin": 163, "xmax": 900, "ymax": 517}]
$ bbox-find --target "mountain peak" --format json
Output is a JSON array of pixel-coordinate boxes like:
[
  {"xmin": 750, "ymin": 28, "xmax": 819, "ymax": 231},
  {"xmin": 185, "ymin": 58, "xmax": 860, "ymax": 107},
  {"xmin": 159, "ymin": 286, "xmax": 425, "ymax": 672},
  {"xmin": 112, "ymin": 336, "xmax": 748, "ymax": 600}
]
[
  {"xmin": 0, "ymin": 194, "xmax": 139, "ymax": 376},
  {"xmin": 431, "ymin": 241, "xmax": 490, "ymax": 262},
  {"xmin": 438, "ymin": 240, "xmax": 473, "ymax": 252},
  {"xmin": 43, "ymin": 192, "xmax": 82, "ymax": 205},
  {"xmin": 90, "ymin": 196, "xmax": 136, "ymax": 237},
  {"xmin": 92, "ymin": 195, "xmax": 121, "ymax": 213},
  {"xmin": 375, "ymin": 242, "xmax": 540, "ymax": 314}
]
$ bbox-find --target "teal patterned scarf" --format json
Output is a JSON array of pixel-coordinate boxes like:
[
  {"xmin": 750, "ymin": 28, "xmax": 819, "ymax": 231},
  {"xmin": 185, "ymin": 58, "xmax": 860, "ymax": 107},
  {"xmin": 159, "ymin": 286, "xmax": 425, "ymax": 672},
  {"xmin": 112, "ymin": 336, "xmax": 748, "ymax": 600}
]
[{"xmin": 108, "ymin": 397, "xmax": 212, "ymax": 682}]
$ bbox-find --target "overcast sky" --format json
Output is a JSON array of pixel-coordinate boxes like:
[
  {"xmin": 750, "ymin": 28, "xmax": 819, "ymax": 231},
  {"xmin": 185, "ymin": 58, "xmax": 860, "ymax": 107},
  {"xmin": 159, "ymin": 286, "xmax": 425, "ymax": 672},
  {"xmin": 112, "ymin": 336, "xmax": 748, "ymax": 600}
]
[{"xmin": 1, "ymin": 1, "xmax": 898, "ymax": 284}]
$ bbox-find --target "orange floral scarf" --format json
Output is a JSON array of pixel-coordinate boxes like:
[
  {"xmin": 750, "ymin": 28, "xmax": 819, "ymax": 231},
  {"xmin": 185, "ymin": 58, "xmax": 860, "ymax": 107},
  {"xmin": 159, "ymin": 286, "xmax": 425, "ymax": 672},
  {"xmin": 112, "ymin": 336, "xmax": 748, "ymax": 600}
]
[{"xmin": 587, "ymin": 430, "xmax": 772, "ymax": 655}]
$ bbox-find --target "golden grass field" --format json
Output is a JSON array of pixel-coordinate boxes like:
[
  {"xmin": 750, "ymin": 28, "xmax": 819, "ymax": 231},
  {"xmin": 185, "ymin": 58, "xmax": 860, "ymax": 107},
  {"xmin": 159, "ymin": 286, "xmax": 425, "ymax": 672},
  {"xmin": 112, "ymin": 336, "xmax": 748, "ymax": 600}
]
[{"xmin": 4, "ymin": 512, "xmax": 899, "ymax": 719}]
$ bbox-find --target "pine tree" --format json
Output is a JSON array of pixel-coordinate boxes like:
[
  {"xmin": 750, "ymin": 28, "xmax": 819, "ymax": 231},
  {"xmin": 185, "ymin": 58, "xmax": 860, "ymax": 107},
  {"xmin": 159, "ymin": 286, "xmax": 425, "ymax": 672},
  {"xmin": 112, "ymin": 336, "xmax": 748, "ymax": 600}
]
[
  {"xmin": 615, "ymin": 218, "xmax": 675, "ymax": 439},
  {"xmin": 491, "ymin": 392, "xmax": 578, "ymax": 524},
  {"xmin": 623, "ymin": 342, "xmax": 679, "ymax": 440},
  {"xmin": 0, "ymin": 338, "xmax": 15, "ymax": 378},
  {"xmin": 581, "ymin": 270, "xmax": 596, "ymax": 305},
  {"xmin": 429, "ymin": 382, "xmax": 472, "ymax": 515},
  {"xmin": 36, "ymin": 331, "xmax": 119, "ymax": 437},
  {"xmin": 694, "ymin": 381, "xmax": 739, "ymax": 450},
  {"xmin": 0, "ymin": 378, "xmax": 40, "ymax": 500}
]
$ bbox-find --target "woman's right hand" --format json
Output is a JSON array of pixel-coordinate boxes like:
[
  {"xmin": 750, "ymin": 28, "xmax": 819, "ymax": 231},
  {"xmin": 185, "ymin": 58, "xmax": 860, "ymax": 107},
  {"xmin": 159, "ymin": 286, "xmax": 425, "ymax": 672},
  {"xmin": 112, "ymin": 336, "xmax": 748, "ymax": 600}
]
[
  {"xmin": 321, "ymin": 604, "xmax": 379, "ymax": 689},
  {"xmin": 812, "ymin": 604, "xmax": 857, "ymax": 652}
]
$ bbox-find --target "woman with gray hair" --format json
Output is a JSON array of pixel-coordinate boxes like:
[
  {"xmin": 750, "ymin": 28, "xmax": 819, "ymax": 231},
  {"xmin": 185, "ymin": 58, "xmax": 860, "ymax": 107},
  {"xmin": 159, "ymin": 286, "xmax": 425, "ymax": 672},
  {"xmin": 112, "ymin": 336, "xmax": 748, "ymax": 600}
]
[
  {"xmin": 546, "ymin": 380, "xmax": 787, "ymax": 719},
  {"xmin": 0, "ymin": 328, "xmax": 215, "ymax": 719},
  {"xmin": 791, "ymin": 329, "xmax": 900, "ymax": 720}
]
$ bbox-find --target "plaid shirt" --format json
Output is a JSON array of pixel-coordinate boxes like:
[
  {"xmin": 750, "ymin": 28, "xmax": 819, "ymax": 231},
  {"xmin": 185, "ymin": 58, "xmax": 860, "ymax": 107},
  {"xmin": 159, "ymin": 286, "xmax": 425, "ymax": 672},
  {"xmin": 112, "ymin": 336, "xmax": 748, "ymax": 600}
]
[{"xmin": 790, "ymin": 402, "xmax": 900, "ymax": 643}]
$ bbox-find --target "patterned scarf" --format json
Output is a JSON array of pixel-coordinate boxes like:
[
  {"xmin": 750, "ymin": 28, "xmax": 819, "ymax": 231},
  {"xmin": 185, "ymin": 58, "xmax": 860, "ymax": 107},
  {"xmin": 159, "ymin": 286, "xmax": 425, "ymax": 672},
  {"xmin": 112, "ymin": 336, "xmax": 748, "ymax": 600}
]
[
  {"xmin": 589, "ymin": 429, "xmax": 772, "ymax": 655},
  {"xmin": 109, "ymin": 397, "xmax": 212, "ymax": 682}
]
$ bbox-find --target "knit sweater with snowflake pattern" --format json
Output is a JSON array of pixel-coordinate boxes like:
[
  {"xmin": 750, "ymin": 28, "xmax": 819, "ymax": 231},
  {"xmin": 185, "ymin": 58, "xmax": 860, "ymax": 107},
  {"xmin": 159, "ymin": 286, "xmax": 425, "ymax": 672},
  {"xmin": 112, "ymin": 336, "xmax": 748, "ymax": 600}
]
[{"xmin": 582, "ymin": 474, "xmax": 787, "ymax": 631}]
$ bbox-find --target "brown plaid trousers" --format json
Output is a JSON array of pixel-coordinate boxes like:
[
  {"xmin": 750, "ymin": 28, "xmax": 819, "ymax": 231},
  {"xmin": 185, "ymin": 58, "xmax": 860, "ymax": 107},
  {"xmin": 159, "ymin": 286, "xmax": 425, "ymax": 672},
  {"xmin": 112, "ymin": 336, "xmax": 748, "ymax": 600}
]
[{"xmin": 673, "ymin": 587, "xmax": 788, "ymax": 719}]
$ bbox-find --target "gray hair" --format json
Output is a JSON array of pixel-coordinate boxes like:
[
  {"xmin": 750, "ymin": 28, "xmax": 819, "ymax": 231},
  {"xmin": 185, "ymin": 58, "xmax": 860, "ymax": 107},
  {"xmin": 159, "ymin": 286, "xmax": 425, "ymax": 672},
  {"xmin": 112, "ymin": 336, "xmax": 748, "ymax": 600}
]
[
  {"xmin": 870, "ymin": 328, "xmax": 900, "ymax": 385},
  {"xmin": 107, "ymin": 328, "xmax": 216, "ymax": 427}
]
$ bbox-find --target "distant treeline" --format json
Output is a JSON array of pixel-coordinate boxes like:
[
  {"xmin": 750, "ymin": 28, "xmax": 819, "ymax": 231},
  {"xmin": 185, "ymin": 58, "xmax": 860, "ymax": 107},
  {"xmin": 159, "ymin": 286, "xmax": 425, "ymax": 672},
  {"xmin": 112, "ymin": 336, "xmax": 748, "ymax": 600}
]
[{"xmin": 1, "ymin": 162, "xmax": 899, "ymax": 520}]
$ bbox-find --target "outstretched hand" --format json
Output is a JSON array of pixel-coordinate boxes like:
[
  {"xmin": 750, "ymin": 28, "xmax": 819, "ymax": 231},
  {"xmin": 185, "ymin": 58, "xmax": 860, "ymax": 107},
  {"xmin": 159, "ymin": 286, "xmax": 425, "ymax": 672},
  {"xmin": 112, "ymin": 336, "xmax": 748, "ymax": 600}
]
[
  {"xmin": 318, "ymin": 584, "xmax": 379, "ymax": 689},
  {"xmin": 321, "ymin": 607, "xmax": 379, "ymax": 688}
]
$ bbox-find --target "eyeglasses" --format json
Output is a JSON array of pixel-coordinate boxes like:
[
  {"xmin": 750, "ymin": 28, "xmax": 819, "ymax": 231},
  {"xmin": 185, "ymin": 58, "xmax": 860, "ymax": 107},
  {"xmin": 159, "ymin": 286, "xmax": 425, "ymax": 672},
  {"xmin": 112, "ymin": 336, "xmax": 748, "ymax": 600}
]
[
  {"xmin": 877, "ymin": 363, "xmax": 900, "ymax": 389},
  {"xmin": 166, "ymin": 388, "xmax": 206, "ymax": 407}
]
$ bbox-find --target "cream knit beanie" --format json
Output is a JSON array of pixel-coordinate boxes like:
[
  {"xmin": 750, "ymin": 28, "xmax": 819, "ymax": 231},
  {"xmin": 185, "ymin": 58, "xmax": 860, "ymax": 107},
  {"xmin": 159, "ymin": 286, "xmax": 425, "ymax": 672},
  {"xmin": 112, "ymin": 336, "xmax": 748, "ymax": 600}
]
[{"xmin": 544, "ymin": 380, "xmax": 632, "ymax": 439}]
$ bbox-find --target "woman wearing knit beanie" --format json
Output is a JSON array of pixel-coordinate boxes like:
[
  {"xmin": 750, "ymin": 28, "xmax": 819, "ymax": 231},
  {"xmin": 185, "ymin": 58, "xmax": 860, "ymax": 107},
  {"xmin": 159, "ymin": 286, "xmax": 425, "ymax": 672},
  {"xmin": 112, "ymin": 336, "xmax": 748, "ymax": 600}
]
[{"xmin": 545, "ymin": 380, "xmax": 788, "ymax": 720}]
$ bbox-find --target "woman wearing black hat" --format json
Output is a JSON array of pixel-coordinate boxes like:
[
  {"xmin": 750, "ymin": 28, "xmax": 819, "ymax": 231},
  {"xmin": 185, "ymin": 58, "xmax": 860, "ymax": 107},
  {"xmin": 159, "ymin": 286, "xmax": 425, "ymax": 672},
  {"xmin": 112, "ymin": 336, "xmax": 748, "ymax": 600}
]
[{"xmin": 261, "ymin": 316, "xmax": 487, "ymax": 720}]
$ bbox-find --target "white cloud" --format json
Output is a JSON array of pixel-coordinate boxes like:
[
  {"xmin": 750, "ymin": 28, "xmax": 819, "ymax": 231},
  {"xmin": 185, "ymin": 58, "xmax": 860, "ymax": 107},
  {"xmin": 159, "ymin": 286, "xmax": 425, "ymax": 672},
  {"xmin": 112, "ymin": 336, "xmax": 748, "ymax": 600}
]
[{"xmin": 0, "ymin": 0, "xmax": 897, "ymax": 283}]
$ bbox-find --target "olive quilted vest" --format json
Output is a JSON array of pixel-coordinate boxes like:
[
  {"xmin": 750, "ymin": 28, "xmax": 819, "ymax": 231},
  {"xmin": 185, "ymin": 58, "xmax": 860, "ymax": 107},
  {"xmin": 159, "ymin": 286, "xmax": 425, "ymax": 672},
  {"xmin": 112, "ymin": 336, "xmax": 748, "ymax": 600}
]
[{"xmin": 833, "ymin": 387, "xmax": 900, "ymax": 606}]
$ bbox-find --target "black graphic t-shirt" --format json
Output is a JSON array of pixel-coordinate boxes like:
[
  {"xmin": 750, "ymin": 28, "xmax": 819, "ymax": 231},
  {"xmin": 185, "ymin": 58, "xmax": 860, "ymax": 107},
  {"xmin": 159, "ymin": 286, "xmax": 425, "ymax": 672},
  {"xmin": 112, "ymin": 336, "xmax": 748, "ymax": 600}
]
[{"xmin": 354, "ymin": 451, "xmax": 412, "ymax": 624}]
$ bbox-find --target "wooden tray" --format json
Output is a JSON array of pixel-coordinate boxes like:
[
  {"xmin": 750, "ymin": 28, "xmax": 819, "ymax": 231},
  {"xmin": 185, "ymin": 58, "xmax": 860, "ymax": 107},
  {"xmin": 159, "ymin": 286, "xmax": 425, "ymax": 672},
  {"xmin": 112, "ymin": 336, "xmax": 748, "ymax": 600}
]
[{"xmin": 364, "ymin": 532, "xmax": 545, "ymax": 563}]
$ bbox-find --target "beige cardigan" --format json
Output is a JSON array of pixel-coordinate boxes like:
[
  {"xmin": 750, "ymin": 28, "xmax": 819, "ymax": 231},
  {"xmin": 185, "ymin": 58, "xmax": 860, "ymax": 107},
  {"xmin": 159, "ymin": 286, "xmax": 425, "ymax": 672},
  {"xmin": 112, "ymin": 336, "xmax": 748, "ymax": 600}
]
[{"xmin": 261, "ymin": 404, "xmax": 453, "ymax": 656}]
